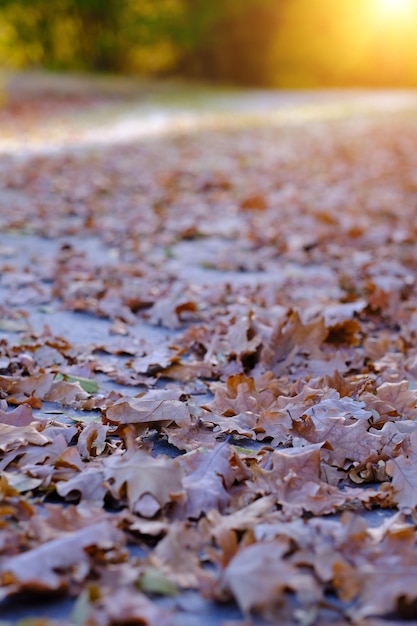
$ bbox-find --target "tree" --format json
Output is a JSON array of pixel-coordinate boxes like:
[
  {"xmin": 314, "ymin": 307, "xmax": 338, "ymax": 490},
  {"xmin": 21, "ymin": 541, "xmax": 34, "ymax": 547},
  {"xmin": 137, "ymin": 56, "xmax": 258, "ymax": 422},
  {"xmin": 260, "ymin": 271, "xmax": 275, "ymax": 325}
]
[{"xmin": 176, "ymin": 0, "xmax": 284, "ymax": 86}]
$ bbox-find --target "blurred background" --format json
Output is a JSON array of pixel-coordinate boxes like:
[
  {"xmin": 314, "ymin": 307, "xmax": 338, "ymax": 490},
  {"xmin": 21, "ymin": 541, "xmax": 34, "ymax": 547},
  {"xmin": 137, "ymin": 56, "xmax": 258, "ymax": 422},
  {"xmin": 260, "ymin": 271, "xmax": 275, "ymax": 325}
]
[{"xmin": 0, "ymin": 0, "xmax": 416, "ymax": 88}]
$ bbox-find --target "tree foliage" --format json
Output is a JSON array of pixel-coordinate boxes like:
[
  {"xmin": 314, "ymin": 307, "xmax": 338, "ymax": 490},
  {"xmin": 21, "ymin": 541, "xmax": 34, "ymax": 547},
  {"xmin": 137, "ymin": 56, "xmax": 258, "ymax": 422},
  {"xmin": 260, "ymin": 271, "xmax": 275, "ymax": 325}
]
[{"xmin": 0, "ymin": 0, "xmax": 416, "ymax": 86}]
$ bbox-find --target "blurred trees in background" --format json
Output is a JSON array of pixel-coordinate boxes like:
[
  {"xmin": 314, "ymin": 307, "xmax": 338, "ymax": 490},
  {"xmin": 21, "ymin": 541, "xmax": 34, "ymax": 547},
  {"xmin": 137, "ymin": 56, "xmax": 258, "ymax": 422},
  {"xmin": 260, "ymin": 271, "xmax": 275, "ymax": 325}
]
[
  {"xmin": 0, "ymin": 0, "xmax": 416, "ymax": 87},
  {"xmin": 173, "ymin": 0, "xmax": 282, "ymax": 86},
  {"xmin": 0, "ymin": 0, "xmax": 181, "ymax": 73}
]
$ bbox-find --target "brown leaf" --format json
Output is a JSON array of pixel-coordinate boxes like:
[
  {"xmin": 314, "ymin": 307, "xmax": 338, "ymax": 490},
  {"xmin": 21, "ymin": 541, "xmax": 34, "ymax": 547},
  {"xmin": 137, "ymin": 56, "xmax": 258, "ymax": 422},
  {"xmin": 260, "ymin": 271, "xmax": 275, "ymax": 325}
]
[
  {"xmin": 160, "ymin": 360, "xmax": 216, "ymax": 382},
  {"xmin": 256, "ymin": 409, "xmax": 293, "ymax": 445},
  {"xmin": 251, "ymin": 443, "xmax": 324, "ymax": 489},
  {"xmin": 261, "ymin": 311, "xmax": 328, "ymax": 371},
  {"xmin": 181, "ymin": 442, "xmax": 249, "ymax": 518},
  {"xmin": 0, "ymin": 521, "xmax": 124, "ymax": 596},
  {"xmin": 204, "ymin": 496, "xmax": 277, "ymax": 543},
  {"xmin": 56, "ymin": 467, "xmax": 106, "ymax": 504},
  {"xmin": 363, "ymin": 380, "xmax": 417, "ymax": 424},
  {"xmin": 209, "ymin": 374, "xmax": 275, "ymax": 416},
  {"xmin": 105, "ymin": 389, "xmax": 191, "ymax": 429},
  {"xmin": 44, "ymin": 379, "xmax": 89, "ymax": 404},
  {"xmin": 293, "ymin": 415, "xmax": 382, "ymax": 466},
  {"xmin": 0, "ymin": 433, "xmax": 68, "ymax": 471},
  {"xmin": 149, "ymin": 521, "xmax": 205, "ymax": 588},
  {"xmin": 205, "ymin": 410, "xmax": 258, "ymax": 439},
  {"xmin": 240, "ymin": 193, "xmax": 268, "ymax": 211},
  {"xmin": 0, "ymin": 422, "xmax": 50, "ymax": 452},
  {"xmin": 0, "ymin": 372, "xmax": 54, "ymax": 405},
  {"xmin": 146, "ymin": 298, "xmax": 198, "ymax": 329},
  {"xmin": 77, "ymin": 422, "xmax": 109, "ymax": 458},
  {"xmin": 325, "ymin": 319, "xmax": 362, "ymax": 347},
  {"xmin": 384, "ymin": 434, "xmax": 417, "ymax": 510},
  {"xmin": 218, "ymin": 540, "xmax": 321, "ymax": 615},
  {"xmin": 103, "ymin": 449, "xmax": 184, "ymax": 513},
  {"xmin": 0, "ymin": 403, "xmax": 35, "ymax": 426},
  {"xmin": 249, "ymin": 443, "xmax": 362, "ymax": 515},
  {"xmin": 88, "ymin": 587, "xmax": 172, "ymax": 626},
  {"xmin": 163, "ymin": 421, "xmax": 217, "ymax": 452}
]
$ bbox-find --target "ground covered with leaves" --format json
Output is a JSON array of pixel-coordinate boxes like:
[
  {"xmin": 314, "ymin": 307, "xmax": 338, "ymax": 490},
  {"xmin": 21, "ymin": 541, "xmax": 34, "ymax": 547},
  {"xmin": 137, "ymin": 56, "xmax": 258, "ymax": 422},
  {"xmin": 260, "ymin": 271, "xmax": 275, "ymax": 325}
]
[{"xmin": 2, "ymin": 85, "xmax": 417, "ymax": 625}]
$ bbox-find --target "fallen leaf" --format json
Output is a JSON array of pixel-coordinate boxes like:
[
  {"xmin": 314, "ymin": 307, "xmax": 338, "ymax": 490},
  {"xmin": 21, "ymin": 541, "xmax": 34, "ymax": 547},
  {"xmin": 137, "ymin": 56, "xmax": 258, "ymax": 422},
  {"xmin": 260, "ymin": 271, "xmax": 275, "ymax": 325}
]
[
  {"xmin": 103, "ymin": 449, "xmax": 184, "ymax": 513},
  {"xmin": 181, "ymin": 441, "xmax": 248, "ymax": 518},
  {"xmin": 218, "ymin": 540, "xmax": 321, "ymax": 615},
  {"xmin": 0, "ymin": 521, "xmax": 124, "ymax": 595},
  {"xmin": 54, "ymin": 373, "xmax": 99, "ymax": 394},
  {"xmin": 0, "ymin": 422, "xmax": 50, "ymax": 452},
  {"xmin": 105, "ymin": 390, "xmax": 191, "ymax": 429}
]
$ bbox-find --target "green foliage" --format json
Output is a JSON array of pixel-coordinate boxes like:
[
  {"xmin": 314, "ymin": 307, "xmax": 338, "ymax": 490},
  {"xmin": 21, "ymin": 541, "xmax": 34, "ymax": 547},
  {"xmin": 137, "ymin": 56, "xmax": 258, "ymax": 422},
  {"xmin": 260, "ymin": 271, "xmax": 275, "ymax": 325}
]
[
  {"xmin": 0, "ymin": 0, "xmax": 181, "ymax": 72},
  {"xmin": 0, "ymin": 0, "xmax": 280, "ymax": 81}
]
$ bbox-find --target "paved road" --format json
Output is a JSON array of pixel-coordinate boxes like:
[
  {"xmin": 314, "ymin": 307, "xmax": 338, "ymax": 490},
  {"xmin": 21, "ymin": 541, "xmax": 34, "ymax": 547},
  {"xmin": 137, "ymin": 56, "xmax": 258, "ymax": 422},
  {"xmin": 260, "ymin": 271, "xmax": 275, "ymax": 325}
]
[
  {"xmin": 1, "ymin": 75, "xmax": 416, "ymax": 625},
  {"xmin": 2, "ymin": 72, "xmax": 417, "ymax": 154}
]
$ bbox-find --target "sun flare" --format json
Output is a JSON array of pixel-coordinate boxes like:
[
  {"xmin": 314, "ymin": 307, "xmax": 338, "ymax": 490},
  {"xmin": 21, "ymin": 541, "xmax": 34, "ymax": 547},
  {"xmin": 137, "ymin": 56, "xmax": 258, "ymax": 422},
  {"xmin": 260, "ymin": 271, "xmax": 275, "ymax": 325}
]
[{"xmin": 377, "ymin": 0, "xmax": 415, "ymax": 17}]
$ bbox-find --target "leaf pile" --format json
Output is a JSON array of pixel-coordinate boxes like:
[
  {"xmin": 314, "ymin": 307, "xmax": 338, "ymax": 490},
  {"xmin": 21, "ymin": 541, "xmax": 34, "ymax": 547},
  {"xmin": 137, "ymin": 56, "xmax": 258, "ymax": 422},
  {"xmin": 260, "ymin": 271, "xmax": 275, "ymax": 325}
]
[{"xmin": 2, "ymin": 104, "xmax": 417, "ymax": 624}]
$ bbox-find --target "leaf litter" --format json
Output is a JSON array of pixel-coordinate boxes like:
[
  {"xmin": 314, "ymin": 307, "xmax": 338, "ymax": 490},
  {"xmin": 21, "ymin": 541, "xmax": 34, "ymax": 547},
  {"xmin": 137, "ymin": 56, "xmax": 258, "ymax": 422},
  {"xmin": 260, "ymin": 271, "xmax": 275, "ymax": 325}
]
[{"xmin": 2, "ymin": 96, "xmax": 417, "ymax": 625}]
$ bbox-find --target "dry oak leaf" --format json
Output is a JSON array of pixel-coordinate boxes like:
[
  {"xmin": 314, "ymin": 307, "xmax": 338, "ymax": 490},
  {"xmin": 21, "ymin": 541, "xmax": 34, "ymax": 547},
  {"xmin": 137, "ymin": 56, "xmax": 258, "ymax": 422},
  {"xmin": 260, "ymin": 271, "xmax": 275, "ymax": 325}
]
[
  {"xmin": 332, "ymin": 512, "xmax": 417, "ymax": 615},
  {"xmin": 293, "ymin": 415, "xmax": 382, "ymax": 466},
  {"xmin": 325, "ymin": 319, "xmax": 362, "ymax": 347},
  {"xmin": 0, "ymin": 421, "xmax": 50, "ymax": 452},
  {"xmin": 319, "ymin": 300, "xmax": 367, "ymax": 326},
  {"xmin": 160, "ymin": 359, "xmax": 216, "ymax": 382},
  {"xmin": 1, "ymin": 470, "xmax": 43, "ymax": 493},
  {"xmin": 261, "ymin": 311, "xmax": 328, "ymax": 370},
  {"xmin": 103, "ymin": 449, "xmax": 184, "ymax": 515},
  {"xmin": 27, "ymin": 501, "xmax": 114, "ymax": 541},
  {"xmin": 87, "ymin": 587, "xmax": 171, "ymax": 626},
  {"xmin": 253, "ymin": 515, "xmax": 343, "ymax": 584},
  {"xmin": 77, "ymin": 422, "xmax": 109, "ymax": 459},
  {"xmin": 344, "ymin": 564, "xmax": 417, "ymax": 621},
  {"xmin": 224, "ymin": 314, "xmax": 263, "ymax": 360},
  {"xmin": 324, "ymin": 369, "xmax": 366, "ymax": 398},
  {"xmin": 181, "ymin": 441, "xmax": 249, "ymax": 519},
  {"xmin": 363, "ymin": 380, "xmax": 417, "ymax": 424},
  {"xmin": 163, "ymin": 420, "xmax": 217, "ymax": 452},
  {"xmin": 203, "ymin": 495, "xmax": 277, "ymax": 544},
  {"xmin": 205, "ymin": 410, "xmax": 258, "ymax": 439},
  {"xmin": 384, "ymin": 457, "xmax": 417, "ymax": 511},
  {"xmin": 131, "ymin": 346, "xmax": 177, "ymax": 374},
  {"xmin": 248, "ymin": 443, "xmax": 365, "ymax": 515},
  {"xmin": 56, "ymin": 466, "xmax": 107, "ymax": 504},
  {"xmin": 255, "ymin": 409, "xmax": 293, "ymax": 446},
  {"xmin": 377, "ymin": 380, "xmax": 417, "ymax": 415},
  {"xmin": 0, "ymin": 432, "xmax": 68, "ymax": 471},
  {"xmin": 105, "ymin": 389, "xmax": 191, "ymax": 429},
  {"xmin": 251, "ymin": 443, "xmax": 325, "ymax": 490},
  {"xmin": 0, "ymin": 403, "xmax": 35, "ymax": 426},
  {"xmin": 303, "ymin": 393, "xmax": 373, "ymax": 421},
  {"xmin": 275, "ymin": 383, "xmax": 325, "ymax": 421},
  {"xmin": 0, "ymin": 521, "xmax": 124, "ymax": 597},
  {"xmin": 145, "ymin": 297, "xmax": 198, "ymax": 329},
  {"xmin": 44, "ymin": 379, "xmax": 89, "ymax": 404},
  {"xmin": 149, "ymin": 520, "xmax": 205, "ymax": 588},
  {"xmin": 0, "ymin": 372, "xmax": 54, "ymax": 406},
  {"xmin": 218, "ymin": 540, "xmax": 321, "ymax": 615},
  {"xmin": 209, "ymin": 373, "xmax": 275, "ymax": 416},
  {"xmin": 277, "ymin": 473, "xmax": 356, "ymax": 516}
]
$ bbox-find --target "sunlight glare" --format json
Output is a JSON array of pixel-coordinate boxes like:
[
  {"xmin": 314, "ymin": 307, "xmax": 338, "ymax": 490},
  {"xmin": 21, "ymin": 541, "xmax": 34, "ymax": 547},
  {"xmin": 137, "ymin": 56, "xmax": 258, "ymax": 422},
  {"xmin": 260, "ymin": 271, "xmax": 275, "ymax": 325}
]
[{"xmin": 377, "ymin": 0, "xmax": 414, "ymax": 18}]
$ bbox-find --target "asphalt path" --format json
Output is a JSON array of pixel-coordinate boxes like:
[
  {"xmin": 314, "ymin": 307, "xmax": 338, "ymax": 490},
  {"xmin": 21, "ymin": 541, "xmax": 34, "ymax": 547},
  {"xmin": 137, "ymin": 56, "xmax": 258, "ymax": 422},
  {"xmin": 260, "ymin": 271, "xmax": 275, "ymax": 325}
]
[{"xmin": 1, "ymin": 76, "xmax": 417, "ymax": 625}]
